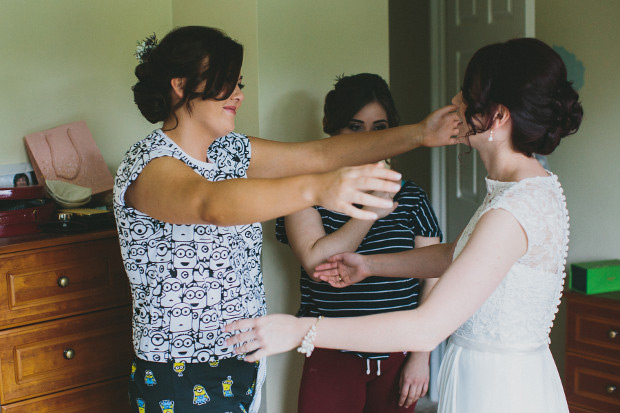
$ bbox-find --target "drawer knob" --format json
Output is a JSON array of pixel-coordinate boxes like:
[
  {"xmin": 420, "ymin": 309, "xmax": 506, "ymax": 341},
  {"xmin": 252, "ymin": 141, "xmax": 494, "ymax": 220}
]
[
  {"xmin": 63, "ymin": 348, "xmax": 75, "ymax": 360},
  {"xmin": 606, "ymin": 385, "xmax": 616, "ymax": 394},
  {"xmin": 57, "ymin": 276, "xmax": 70, "ymax": 288},
  {"xmin": 609, "ymin": 329, "xmax": 618, "ymax": 340}
]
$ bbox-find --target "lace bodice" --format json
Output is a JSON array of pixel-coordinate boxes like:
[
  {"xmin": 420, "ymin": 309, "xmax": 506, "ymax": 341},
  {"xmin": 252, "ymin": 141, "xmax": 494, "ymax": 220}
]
[{"xmin": 452, "ymin": 173, "xmax": 569, "ymax": 349}]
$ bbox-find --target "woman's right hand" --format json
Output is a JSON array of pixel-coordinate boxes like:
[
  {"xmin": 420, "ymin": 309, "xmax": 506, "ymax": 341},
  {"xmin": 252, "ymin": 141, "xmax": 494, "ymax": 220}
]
[
  {"xmin": 316, "ymin": 163, "xmax": 400, "ymax": 220},
  {"xmin": 363, "ymin": 190, "xmax": 397, "ymax": 219},
  {"xmin": 418, "ymin": 105, "xmax": 462, "ymax": 147},
  {"xmin": 313, "ymin": 252, "xmax": 370, "ymax": 287}
]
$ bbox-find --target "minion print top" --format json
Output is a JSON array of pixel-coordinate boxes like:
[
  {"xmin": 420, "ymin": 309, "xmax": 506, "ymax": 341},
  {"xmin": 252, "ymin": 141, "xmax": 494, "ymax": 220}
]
[{"xmin": 114, "ymin": 129, "xmax": 265, "ymax": 363}]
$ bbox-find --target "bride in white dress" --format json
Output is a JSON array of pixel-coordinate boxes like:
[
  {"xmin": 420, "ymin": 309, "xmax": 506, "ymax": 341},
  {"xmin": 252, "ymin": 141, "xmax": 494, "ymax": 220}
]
[{"xmin": 225, "ymin": 38, "xmax": 583, "ymax": 412}]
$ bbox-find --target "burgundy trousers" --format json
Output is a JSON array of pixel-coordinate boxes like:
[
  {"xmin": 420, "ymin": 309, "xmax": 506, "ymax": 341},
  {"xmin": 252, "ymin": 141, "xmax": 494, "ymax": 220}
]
[{"xmin": 297, "ymin": 348, "xmax": 418, "ymax": 413}]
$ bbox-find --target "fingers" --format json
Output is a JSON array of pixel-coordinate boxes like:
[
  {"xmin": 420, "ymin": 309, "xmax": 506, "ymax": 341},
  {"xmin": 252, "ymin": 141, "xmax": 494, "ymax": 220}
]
[
  {"xmin": 435, "ymin": 104, "xmax": 458, "ymax": 117},
  {"xmin": 343, "ymin": 204, "xmax": 379, "ymax": 220},
  {"xmin": 399, "ymin": 383, "xmax": 424, "ymax": 408},
  {"xmin": 356, "ymin": 191, "xmax": 398, "ymax": 209},
  {"xmin": 398, "ymin": 384, "xmax": 409, "ymax": 407},
  {"xmin": 321, "ymin": 275, "xmax": 348, "ymax": 288},
  {"xmin": 349, "ymin": 163, "xmax": 401, "ymax": 192},
  {"xmin": 224, "ymin": 318, "xmax": 256, "ymax": 334}
]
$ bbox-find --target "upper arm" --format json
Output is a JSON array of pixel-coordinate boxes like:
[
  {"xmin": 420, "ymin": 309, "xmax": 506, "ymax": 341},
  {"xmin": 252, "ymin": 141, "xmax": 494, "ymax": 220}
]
[
  {"xmin": 125, "ymin": 156, "xmax": 212, "ymax": 224},
  {"xmin": 247, "ymin": 136, "xmax": 329, "ymax": 178},
  {"xmin": 284, "ymin": 208, "xmax": 327, "ymax": 271},
  {"xmin": 415, "ymin": 208, "xmax": 527, "ymax": 344}
]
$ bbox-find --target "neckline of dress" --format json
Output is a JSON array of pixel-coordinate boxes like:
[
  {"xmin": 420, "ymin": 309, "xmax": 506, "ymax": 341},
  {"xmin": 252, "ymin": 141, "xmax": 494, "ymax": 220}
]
[
  {"xmin": 485, "ymin": 171, "xmax": 556, "ymax": 193},
  {"xmin": 155, "ymin": 129, "xmax": 215, "ymax": 168}
]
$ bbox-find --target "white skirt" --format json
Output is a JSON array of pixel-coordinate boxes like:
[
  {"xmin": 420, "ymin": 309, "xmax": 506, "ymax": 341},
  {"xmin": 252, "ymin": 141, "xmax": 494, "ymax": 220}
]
[{"xmin": 437, "ymin": 335, "xmax": 569, "ymax": 413}]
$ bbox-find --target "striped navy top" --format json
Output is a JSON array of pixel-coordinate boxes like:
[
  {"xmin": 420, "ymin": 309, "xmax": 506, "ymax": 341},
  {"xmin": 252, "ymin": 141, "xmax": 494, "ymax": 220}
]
[{"xmin": 275, "ymin": 180, "xmax": 442, "ymax": 359}]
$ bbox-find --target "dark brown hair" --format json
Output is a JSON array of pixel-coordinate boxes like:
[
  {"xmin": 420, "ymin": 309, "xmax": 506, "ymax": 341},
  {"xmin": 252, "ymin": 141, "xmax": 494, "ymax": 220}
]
[
  {"xmin": 323, "ymin": 73, "xmax": 400, "ymax": 136},
  {"xmin": 132, "ymin": 26, "xmax": 243, "ymax": 125},
  {"xmin": 462, "ymin": 38, "xmax": 583, "ymax": 156}
]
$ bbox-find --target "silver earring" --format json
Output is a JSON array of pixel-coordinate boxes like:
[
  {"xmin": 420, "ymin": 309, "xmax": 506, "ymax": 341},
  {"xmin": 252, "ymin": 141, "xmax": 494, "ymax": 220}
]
[{"xmin": 488, "ymin": 129, "xmax": 494, "ymax": 142}]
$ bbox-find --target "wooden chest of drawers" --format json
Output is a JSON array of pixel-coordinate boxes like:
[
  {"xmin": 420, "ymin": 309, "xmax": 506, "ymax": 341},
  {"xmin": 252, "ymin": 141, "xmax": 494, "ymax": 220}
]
[
  {"xmin": 0, "ymin": 230, "xmax": 132, "ymax": 412},
  {"xmin": 565, "ymin": 291, "xmax": 620, "ymax": 412}
]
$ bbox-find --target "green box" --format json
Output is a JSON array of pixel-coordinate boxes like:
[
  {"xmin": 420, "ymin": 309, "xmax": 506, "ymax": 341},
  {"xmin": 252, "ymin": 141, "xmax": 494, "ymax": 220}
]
[{"xmin": 570, "ymin": 259, "xmax": 620, "ymax": 295}]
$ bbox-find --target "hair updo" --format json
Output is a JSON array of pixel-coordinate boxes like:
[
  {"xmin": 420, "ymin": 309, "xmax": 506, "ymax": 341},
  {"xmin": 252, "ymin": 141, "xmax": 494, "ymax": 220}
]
[
  {"xmin": 132, "ymin": 26, "xmax": 243, "ymax": 124},
  {"xmin": 323, "ymin": 73, "xmax": 400, "ymax": 136},
  {"xmin": 461, "ymin": 38, "xmax": 583, "ymax": 156}
]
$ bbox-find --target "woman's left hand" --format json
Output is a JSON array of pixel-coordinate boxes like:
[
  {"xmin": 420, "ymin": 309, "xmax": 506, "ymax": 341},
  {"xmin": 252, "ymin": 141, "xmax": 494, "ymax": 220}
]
[
  {"xmin": 398, "ymin": 352, "xmax": 430, "ymax": 407},
  {"xmin": 225, "ymin": 315, "xmax": 313, "ymax": 362}
]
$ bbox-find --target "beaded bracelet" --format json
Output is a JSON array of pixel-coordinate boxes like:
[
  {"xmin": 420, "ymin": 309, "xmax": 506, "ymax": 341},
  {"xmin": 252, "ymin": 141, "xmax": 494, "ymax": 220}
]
[{"xmin": 296, "ymin": 316, "xmax": 323, "ymax": 357}]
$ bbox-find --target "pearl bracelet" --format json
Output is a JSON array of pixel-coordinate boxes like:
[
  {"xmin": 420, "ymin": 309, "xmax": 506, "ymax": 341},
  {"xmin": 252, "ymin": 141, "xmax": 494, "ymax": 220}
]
[{"xmin": 296, "ymin": 316, "xmax": 323, "ymax": 357}]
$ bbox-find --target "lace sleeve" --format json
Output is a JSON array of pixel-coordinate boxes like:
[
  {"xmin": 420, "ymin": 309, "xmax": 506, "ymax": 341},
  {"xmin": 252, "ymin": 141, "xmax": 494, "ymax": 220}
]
[{"xmin": 482, "ymin": 179, "xmax": 568, "ymax": 272}]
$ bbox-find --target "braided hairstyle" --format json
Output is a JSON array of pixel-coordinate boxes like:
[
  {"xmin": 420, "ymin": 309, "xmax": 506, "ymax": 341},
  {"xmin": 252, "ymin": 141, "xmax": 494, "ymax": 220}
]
[
  {"xmin": 132, "ymin": 26, "xmax": 243, "ymax": 126},
  {"xmin": 461, "ymin": 37, "xmax": 583, "ymax": 156}
]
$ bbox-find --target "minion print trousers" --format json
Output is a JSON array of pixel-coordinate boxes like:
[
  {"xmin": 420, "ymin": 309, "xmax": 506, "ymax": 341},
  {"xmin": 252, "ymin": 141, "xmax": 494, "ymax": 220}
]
[{"xmin": 129, "ymin": 356, "xmax": 259, "ymax": 412}]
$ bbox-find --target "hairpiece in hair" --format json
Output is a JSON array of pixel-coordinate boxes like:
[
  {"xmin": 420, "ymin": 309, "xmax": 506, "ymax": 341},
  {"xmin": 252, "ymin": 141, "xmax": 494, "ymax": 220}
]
[{"xmin": 135, "ymin": 33, "xmax": 158, "ymax": 63}]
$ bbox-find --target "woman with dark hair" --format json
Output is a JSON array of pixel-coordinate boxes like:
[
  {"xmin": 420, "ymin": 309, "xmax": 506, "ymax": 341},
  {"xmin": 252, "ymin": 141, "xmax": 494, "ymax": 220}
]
[
  {"xmin": 275, "ymin": 73, "xmax": 441, "ymax": 412},
  {"xmin": 227, "ymin": 38, "xmax": 583, "ymax": 413},
  {"xmin": 114, "ymin": 26, "xmax": 458, "ymax": 412}
]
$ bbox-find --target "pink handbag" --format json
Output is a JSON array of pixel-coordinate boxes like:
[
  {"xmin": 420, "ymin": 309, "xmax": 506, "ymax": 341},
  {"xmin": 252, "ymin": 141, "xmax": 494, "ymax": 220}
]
[{"xmin": 24, "ymin": 121, "xmax": 114, "ymax": 195}]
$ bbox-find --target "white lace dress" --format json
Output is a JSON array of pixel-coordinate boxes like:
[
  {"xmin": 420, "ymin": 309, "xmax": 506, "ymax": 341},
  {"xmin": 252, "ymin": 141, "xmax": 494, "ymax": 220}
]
[{"xmin": 437, "ymin": 174, "xmax": 570, "ymax": 413}]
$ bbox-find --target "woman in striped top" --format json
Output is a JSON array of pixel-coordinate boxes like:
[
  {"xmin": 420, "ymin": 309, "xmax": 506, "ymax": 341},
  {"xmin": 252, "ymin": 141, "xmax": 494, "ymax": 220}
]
[{"xmin": 275, "ymin": 73, "xmax": 441, "ymax": 413}]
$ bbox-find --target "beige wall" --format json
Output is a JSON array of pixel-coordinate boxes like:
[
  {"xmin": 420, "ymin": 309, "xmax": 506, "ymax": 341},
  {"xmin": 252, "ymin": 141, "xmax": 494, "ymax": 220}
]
[
  {"xmin": 536, "ymin": 0, "xmax": 620, "ymax": 378},
  {"xmin": 0, "ymin": 0, "xmax": 171, "ymax": 170}
]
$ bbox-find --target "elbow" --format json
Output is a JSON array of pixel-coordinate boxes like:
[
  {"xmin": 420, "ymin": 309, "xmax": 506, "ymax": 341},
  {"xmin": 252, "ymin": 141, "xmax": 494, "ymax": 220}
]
[
  {"xmin": 300, "ymin": 259, "xmax": 321, "ymax": 277},
  {"xmin": 195, "ymin": 197, "xmax": 229, "ymax": 226}
]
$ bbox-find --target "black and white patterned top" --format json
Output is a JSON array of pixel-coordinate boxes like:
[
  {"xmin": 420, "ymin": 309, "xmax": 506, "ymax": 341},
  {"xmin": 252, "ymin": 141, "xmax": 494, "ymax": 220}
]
[
  {"xmin": 276, "ymin": 181, "xmax": 441, "ymax": 359},
  {"xmin": 113, "ymin": 129, "xmax": 265, "ymax": 364}
]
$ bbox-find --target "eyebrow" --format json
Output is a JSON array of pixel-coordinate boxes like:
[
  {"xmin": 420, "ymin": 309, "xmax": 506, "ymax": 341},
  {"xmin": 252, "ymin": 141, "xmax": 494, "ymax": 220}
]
[{"xmin": 349, "ymin": 118, "xmax": 389, "ymax": 124}]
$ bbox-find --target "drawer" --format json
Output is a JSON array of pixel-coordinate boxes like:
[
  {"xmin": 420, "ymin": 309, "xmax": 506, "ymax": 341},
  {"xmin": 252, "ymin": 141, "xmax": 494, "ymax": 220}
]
[
  {"xmin": 565, "ymin": 353, "xmax": 620, "ymax": 412},
  {"xmin": 0, "ymin": 237, "xmax": 129, "ymax": 328},
  {"xmin": 567, "ymin": 298, "xmax": 620, "ymax": 361},
  {"xmin": 0, "ymin": 307, "xmax": 132, "ymax": 404},
  {"xmin": 1, "ymin": 377, "xmax": 130, "ymax": 413}
]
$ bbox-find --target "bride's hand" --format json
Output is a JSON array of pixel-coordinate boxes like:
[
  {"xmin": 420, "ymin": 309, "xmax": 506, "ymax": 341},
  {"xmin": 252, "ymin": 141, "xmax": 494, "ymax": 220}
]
[
  {"xmin": 225, "ymin": 315, "xmax": 314, "ymax": 362},
  {"xmin": 313, "ymin": 252, "xmax": 370, "ymax": 288}
]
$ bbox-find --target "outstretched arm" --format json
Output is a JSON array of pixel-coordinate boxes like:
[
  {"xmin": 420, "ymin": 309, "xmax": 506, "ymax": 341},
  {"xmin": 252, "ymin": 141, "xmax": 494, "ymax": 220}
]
[
  {"xmin": 125, "ymin": 158, "xmax": 401, "ymax": 226},
  {"xmin": 226, "ymin": 208, "xmax": 527, "ymax": 360},
  {"xmin": 248, "ymin": 105, "xmax": 460, "ymax": 178},
  {"xmin": 314, "ymin": 240, "xmax": 455, "ymax": 287}
]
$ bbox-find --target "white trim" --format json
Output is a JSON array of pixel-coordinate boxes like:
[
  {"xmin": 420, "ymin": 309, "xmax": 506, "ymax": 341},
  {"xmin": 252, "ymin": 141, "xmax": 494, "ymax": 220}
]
[
  {"xmin": 430, "ymin": 0, "xmax": 447, "ymax": 238},
  {"xmin": 525, "ymin": 0, "xmax": 536, "ymax": 37},
  {"xmin": 429, "ymin": 0, "xmax": 447, "ymax": 404}
]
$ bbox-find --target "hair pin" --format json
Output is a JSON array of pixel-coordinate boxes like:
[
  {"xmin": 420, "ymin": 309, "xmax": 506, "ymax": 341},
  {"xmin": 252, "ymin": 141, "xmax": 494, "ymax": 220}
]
[{"xmin": 135, "ymin": 33, "xmax": 158, "ymax": 63}]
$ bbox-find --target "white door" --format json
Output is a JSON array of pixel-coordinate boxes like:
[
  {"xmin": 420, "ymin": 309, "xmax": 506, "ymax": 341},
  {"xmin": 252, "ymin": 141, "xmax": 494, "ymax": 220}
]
[{"xmin": 443, "ymin": 0, "xmax": 535, "ymax": 240}]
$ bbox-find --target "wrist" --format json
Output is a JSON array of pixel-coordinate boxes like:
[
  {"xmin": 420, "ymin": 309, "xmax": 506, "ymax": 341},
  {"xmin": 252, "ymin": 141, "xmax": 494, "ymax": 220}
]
[
  {"xmin": 363, "ymin": 254, "xmax": 374, "ymax": 279},
  {"xmin": 408, "ymin": 123, "xmax": 425, "ymax": 148},
  {"xmin": 297, "ymin": 316, "xmax": 323, "ymax": 357},
  {"xmin": 303, "ymin": 174, "xmax": 321, "ymax": 206}
]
